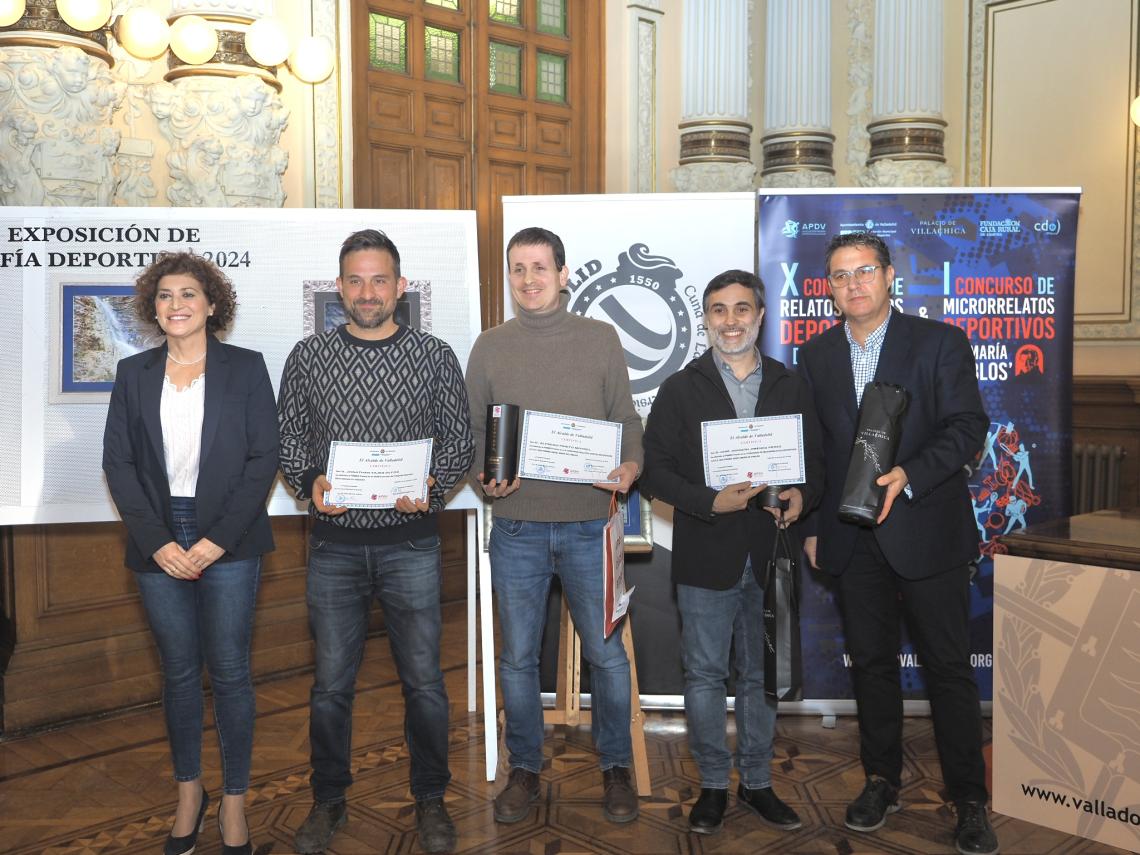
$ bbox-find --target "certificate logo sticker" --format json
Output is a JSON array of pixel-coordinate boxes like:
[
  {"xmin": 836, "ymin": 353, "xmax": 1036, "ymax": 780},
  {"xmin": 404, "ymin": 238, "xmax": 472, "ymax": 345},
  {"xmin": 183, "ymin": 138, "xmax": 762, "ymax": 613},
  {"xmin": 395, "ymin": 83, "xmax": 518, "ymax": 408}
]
[{"xmin": 568, "ymin": 243, "xmax": 703, "ymax": 414}]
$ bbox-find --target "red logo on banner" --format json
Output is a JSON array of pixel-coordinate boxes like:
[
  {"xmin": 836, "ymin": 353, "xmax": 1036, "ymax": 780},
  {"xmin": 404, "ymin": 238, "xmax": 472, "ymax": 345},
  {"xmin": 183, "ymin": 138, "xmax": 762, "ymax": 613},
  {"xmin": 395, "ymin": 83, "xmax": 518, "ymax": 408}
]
[{"xmin": 1014, "ymin": 344, "xmax": 1044, "ymax": 376}]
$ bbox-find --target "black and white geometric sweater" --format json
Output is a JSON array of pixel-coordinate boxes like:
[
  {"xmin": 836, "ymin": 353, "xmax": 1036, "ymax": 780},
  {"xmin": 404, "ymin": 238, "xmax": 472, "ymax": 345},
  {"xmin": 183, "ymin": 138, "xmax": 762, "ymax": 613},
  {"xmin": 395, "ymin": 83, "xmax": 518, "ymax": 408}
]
[{"xmin": 278, "ymin": 324, "xmax": 473, "ymax": 543}]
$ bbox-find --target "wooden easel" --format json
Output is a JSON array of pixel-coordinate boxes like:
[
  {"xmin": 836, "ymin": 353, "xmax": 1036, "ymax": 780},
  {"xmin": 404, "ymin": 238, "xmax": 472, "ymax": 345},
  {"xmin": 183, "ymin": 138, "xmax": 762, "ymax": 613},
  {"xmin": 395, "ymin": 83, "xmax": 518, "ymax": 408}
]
[{"xmin": 542, "ymin": 597, "xmax": 652, "ymax": 796}]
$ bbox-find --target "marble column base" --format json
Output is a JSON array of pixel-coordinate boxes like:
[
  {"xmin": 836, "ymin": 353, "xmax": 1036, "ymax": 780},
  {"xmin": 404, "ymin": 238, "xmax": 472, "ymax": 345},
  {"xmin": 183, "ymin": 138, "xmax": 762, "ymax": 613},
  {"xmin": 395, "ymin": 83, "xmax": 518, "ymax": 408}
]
[
  {"xmin": 858, "ymin": 159, "xmax": 954, "ymax": 187},
  {"xmin": 670, "ymin": 161, "xmax": 757, "ymax": 192}
]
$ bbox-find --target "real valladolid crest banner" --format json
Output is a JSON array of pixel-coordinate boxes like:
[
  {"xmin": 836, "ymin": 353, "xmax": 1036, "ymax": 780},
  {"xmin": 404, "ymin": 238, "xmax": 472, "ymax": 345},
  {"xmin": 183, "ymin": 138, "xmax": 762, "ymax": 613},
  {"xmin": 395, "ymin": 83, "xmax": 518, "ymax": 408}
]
[
  {"xmin": 502, "ymin": 193, "xmax": 757, "ymax": 419},
  {"xmin": 759, "ymin": 189, "xmax": 1080, "ymax": 704}
]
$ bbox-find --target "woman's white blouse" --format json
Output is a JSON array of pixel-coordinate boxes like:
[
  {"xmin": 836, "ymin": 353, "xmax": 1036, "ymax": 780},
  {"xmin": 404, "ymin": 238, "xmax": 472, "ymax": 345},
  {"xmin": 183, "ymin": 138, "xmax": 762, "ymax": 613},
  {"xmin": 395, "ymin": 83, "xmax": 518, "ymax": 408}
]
[{"xmin": 161, "ymin": 373, "xmax": 205, "ymax": 498}]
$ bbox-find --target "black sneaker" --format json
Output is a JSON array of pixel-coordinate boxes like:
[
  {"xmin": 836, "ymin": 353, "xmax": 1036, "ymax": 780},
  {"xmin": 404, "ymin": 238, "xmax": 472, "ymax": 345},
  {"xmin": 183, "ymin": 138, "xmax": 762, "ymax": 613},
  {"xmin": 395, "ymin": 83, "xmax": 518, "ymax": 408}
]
[
  {"xmin": 294, "ymin": 800, "xmax": 347, "ymax": 854},
  {"xmin": 845, "ymin": 776, "xmax": 900, "ymax": 832},
  {"xmin": 415, "ymin": 797, "xmax": 457, "ymax": 854},
  {"xmin": 955, "ymin": 800, "xmax": 999, "ymax": 855}
]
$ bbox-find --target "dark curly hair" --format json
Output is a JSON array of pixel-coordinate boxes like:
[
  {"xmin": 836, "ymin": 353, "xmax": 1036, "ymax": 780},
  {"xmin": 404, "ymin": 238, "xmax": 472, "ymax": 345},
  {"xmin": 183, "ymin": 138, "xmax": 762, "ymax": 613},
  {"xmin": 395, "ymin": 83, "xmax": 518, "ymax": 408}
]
[{"xmin": 134, "ymin": 251, "xmax": 237, "ymax": 334}]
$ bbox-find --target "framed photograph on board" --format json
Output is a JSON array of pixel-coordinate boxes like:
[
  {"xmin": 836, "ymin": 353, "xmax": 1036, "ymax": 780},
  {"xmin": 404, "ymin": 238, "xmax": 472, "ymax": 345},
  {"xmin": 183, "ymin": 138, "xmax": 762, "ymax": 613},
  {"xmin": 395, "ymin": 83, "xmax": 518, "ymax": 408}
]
[{"xmin": 59, "ymin": 283, "xmax": 162, "ymax": 398}]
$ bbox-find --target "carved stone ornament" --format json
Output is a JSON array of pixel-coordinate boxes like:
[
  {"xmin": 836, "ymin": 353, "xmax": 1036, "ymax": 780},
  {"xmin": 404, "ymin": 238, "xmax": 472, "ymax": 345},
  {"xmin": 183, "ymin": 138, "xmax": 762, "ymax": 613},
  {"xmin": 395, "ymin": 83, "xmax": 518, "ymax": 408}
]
[
  {"xmin": 0, "ymin": 45, "xmax": 126, "ymax": 206},
  {"xmin": 670, "ymin": 161, "xmax": 757, "ymax": 193},
  {"xmin": 148, "ymin": 74, "xmax": 289, "ymax": 207},
  {"xmin": 761, "ymin": 169, "xmax": 836, "ymax": 189},
  {"xmin": 859, "ymin": 158, "xmax": 954, "ymax": 188}
]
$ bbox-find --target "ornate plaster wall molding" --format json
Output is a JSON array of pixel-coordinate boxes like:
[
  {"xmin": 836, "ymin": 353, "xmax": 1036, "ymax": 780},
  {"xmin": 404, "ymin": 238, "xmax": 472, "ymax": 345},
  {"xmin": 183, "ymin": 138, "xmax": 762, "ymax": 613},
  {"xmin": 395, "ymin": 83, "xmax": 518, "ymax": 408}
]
[
  {"xmin": 844, "ymin": 0, "xmax": 873, "ymax": 185},
  {"xmin": 312, "ymin": 0, "xmax": 341, "ymax": 207},
  {"xmin": 0, "ymin": 45, "xmax": 125, "ymax": 206},
  {"xmin": 148, "ymin": 75, "xmax": 289, "ymax": 207},
  {"xmin": 859, "ymin": 158, "xmax": 953, "ymax": 188},
  {"xmin": 761, "ymin": 167, "xmax": 836, "ymax": 189},
  {"xmin": 670, "ymin": 161, "xmax": 757, "ymax": 192}
]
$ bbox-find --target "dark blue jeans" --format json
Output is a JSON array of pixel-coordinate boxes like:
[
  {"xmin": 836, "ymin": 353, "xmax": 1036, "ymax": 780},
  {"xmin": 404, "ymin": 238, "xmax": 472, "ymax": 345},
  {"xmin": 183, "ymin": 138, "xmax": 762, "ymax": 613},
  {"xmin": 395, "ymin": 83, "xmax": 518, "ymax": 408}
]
[
  {"xmin": 133, "ymin": 496, "xmax": 261, "ymax": 795},
  {"xmin": 305, "ymin": 535, "xmax": 450, "ymax": 802}
]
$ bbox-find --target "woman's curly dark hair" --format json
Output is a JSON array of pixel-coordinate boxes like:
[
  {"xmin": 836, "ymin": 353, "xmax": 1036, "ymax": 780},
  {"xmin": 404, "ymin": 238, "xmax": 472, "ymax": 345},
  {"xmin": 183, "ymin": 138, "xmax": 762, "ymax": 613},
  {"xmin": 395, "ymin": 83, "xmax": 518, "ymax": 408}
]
[{"xmin": 134, "ymin": 251, "xmax": 237, "ymax": 334}]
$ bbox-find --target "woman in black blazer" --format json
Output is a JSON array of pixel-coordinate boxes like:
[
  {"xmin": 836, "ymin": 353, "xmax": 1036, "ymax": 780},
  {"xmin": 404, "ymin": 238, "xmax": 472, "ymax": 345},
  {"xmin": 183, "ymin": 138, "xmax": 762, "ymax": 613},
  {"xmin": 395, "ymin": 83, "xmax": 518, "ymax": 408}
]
[{"xmin": 102, "ymin": 252, "xmax": 279, "ymax": 855}]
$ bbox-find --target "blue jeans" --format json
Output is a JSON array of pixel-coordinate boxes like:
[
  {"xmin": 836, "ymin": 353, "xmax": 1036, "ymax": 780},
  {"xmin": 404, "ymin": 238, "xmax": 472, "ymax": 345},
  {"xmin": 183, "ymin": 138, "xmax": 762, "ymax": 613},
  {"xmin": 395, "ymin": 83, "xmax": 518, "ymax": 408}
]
[
  {"xmin": 133, "ymin": 496, "xmax": 261, "ymax": 795},
  {"xmin": 490, "ymin": 517, "xmax": 632, "ymax": 772},
  {"xmin": 676, "ymin": 560, "xmax": 775, "ymax": 789},
  {"xmin": 306, "ymin": 535, "xmax": 450, "ymax": 802}
]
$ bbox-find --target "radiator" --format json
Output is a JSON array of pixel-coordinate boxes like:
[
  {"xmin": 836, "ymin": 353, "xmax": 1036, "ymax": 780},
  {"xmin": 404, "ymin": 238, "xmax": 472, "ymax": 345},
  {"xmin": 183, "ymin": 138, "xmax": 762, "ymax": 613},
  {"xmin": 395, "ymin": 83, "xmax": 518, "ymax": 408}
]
[{"xmin": 1072, "ymin": 443, "xmax": 1126, "ymax": 514}]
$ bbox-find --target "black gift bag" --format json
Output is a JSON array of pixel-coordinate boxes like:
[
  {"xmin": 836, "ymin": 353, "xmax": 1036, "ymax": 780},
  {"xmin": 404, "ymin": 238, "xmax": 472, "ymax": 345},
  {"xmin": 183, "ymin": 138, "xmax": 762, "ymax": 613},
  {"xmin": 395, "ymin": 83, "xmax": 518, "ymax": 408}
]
[
  {"xmin": 838, "ymin": 382, "xmax": 909, "ymax": 526},
  {"xmin": 762, "ymin": 522, "xmax": 802, "ymax": 702}
]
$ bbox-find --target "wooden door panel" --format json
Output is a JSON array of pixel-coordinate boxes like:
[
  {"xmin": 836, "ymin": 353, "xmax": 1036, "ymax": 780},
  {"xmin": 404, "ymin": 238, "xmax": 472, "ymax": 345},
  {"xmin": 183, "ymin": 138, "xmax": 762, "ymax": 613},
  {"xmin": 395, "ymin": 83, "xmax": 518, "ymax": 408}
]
[
  {"xmin": 422, "ymin": 149, "xmax": 467, "ymax": 209},
  {"xmin": 370, "ymin": 145, "xmax": 415, "ymax": 208},
  {"xmin": 534, "ymin": 115, "xmax": 571, "ymax": 157},
  {"xmin": 424, "ymin": 95, "xmax": 466, "ymax": 141},
  {"xmin": 487, "ymin": 108, "xmax": 526, "ymax": 150},
  {"xmin": 369, "ymin": 85, "xmax": 415, "ymax": 132},
  {"xmin": 534, "ymin": 165, "xmax": 570, "ymax": 195}
]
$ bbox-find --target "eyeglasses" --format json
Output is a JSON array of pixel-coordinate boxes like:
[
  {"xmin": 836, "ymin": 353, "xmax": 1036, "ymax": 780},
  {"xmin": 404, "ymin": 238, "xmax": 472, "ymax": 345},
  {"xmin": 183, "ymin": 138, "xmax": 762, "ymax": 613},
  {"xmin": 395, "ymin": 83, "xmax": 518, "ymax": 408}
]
[{"xmin": 828, "ymin": 265, "xmax": 881, "ymax": 289}]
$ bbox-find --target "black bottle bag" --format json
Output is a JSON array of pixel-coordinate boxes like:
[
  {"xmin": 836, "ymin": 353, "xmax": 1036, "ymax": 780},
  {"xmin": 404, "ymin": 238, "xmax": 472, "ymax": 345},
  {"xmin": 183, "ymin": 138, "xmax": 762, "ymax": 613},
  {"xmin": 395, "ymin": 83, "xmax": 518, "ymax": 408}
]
[{"xmin": 838, "ymin": 382, "xmax": 908, "ymax": 525}]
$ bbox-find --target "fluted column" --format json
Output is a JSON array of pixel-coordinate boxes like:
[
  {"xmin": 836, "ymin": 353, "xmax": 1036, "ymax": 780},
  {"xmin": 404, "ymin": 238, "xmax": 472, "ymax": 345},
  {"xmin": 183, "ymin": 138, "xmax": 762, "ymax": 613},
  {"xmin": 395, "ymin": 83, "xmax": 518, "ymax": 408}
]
[
  {"xmin": 761, "ymin": 0, "xmax": 834, "ymax": 187},
  {"xmin": 671, "ymin": 0, "xmax": 755, "ymax": 192},
  {"xmin": 863, "ymin": 0, "xmax": 953, "ymax": 186}
]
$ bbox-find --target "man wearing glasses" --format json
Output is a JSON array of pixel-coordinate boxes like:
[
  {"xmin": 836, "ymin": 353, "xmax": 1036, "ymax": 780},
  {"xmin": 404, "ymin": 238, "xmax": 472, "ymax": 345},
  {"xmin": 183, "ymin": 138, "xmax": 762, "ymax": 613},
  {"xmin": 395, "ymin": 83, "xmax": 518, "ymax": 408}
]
[{"xmin": 798, "ymin": 232, "xmax": 998, "ymax": 855}]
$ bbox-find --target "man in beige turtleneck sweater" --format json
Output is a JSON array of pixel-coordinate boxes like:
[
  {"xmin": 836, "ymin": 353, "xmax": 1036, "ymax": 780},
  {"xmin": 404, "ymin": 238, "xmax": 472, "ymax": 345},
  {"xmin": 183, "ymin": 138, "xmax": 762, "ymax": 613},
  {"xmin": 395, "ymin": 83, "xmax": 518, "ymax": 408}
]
[{"xmin": 466, "ymin": 227, "xmax": 644, "ymax": 826}]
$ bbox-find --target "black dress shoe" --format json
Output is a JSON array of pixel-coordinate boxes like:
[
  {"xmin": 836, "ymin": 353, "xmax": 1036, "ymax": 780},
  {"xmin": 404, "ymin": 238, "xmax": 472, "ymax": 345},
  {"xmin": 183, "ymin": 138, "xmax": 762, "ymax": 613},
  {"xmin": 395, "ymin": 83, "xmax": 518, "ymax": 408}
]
[
  {"xmin": 164, "ymin": 789, "xmax": 209, "ymax": 855},
  {"xmin": 845, "ymin": 775, "xmax": 900, "ymax": 832},
  {"xmin": 689, "ymin": 787, "xmax": 728, "ymax": 834},
  {"xmin": 955, "ymin": 801, "xmax": 999, "ymax": 855},
  {"xmin": 217, "ymin": 815, "xmax": 253, "ymax": 855},
  {"xmin": 737, "ymin": 784, "xmax": 802, "ymax": 830}
]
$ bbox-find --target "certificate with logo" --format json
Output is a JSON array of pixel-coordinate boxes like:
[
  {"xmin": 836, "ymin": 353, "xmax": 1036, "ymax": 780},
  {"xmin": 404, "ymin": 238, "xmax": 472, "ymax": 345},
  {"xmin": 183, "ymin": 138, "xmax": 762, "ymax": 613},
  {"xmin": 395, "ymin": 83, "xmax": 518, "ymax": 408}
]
[
  {"xmin": 324, "ymin": 438, "xmax": 433, "ymax": 509},
  {"xmin": 701, "ymin": 414, "xmax": 805, "ymax": 488},
  {"xmin": 518, "ymin": 411, "xmax": 622, "ymax": 484}
]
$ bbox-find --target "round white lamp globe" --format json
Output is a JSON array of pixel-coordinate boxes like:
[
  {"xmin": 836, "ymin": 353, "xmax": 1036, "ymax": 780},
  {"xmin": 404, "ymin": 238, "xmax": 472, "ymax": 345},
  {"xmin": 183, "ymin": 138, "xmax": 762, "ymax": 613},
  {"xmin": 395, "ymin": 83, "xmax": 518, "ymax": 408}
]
[
  {"xmin": 246, "ymin": 16, "xmax": 290, "ymax": 67},
  {"xmin": 289, "ymin": 35, "xmax": 334, "ymax": 84},
  {"xmin": 169, "ymin": 15, "xmax": 218, "ymax": 65},
  {"xmin": 0, "ymin": 0, "xmax": 27, "ymax": 29},
  {"xmin": 117, "ymin": 7, "xmax": 170, "ymax": 60},
  {"xmin": 56, "ymin": 0, "xmax": 112, "ymax": 32}
]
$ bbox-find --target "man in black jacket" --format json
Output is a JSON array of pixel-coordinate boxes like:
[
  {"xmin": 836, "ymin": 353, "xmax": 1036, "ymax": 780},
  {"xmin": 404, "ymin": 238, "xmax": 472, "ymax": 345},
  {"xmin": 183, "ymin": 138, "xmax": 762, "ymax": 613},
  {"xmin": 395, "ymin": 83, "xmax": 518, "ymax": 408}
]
[
  {"xmin": 799, "ymin": 232, "xmax": 998, "ymax": 855},
  {"xmin": 641, "ymin": 270, "xmax": 823, "ymax": 835}
]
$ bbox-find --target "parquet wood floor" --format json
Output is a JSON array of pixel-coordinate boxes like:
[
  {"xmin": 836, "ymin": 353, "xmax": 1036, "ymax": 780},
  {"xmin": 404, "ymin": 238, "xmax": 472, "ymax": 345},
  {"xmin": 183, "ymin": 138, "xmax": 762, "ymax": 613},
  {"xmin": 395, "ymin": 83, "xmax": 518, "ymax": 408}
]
[{"xmin": 0, "ymin": 601, "xmax": 1129, "ymax": 854}]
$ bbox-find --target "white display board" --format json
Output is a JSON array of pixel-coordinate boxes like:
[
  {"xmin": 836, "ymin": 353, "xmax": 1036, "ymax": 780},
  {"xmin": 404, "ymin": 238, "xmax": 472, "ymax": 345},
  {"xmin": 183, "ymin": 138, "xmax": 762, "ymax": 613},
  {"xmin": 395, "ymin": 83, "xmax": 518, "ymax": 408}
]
[{"xmin": 0, "ymin": 206, "xmax": 483, "ymax": 524}]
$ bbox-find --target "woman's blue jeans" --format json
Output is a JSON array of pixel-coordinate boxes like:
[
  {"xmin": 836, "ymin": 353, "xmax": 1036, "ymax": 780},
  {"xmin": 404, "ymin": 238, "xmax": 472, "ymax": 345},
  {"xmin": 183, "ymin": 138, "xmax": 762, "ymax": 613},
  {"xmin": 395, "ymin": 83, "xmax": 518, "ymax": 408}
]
[{"xmin": 133, "ymin": 496, "xmax": 261, "ymax": 795}]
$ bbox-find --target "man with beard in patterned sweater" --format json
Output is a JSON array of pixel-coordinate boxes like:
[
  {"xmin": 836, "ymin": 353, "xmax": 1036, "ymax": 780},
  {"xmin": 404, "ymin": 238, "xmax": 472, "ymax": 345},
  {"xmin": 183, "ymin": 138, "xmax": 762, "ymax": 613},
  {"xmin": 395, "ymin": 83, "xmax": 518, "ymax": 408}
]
[{"xmin": 278, "ymin": 229, "xmax": 473, "ymax": 855}]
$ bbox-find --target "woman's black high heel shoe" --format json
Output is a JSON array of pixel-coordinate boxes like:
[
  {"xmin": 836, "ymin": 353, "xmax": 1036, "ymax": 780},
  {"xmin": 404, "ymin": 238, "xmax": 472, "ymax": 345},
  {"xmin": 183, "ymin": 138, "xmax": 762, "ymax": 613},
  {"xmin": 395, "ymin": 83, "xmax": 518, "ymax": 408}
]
[
  {"xmin": 164, "ymin": 789, "xmax": 209, "ymax": 855},
  {"xmin": 218, "ymin": 812, "xmax": 253, "ymax": 855}
]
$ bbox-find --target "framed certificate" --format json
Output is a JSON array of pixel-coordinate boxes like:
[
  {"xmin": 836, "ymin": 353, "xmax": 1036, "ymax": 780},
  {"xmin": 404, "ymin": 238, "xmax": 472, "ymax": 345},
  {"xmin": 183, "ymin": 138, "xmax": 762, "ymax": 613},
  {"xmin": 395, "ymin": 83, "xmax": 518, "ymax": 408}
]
[
  {"xmin": 325, "ymin": 438, "xmax": 433, "ymax": 509},
  {"xmin": 701, "ymin": 414, "xmax": 806, "ymax": 488},
  {"xmin": 518, "ymin": 411, "xmax": 622, "ymax": 484}
]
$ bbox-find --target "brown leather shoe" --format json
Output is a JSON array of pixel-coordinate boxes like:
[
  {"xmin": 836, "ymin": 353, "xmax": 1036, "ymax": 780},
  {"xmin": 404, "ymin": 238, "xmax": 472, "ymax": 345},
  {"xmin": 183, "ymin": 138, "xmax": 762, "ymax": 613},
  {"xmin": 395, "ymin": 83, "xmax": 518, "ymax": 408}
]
[
  {"xmin": 602, "ymin": 767, "xmax": 639, "ymax": 823},
  {"xmin": 493, "ymin": 768, "xmax": 540, "ymax": 823}
]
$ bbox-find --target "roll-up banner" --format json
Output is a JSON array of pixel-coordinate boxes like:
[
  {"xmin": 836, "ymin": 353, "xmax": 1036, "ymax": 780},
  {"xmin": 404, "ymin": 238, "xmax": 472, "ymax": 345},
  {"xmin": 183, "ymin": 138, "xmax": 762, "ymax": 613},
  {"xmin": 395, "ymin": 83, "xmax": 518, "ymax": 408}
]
[{"xmin": 758, "ymin": 189, "xmax": 1081, "ymax": 704}]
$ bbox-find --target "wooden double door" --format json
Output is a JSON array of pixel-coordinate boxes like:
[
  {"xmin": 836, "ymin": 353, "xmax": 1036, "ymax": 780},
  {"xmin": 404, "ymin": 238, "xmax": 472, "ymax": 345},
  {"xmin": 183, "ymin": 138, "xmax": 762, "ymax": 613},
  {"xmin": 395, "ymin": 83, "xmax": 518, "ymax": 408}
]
[{"xmin": 351, "ymin": 0, "xmax": 605, "ymax": 328}]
